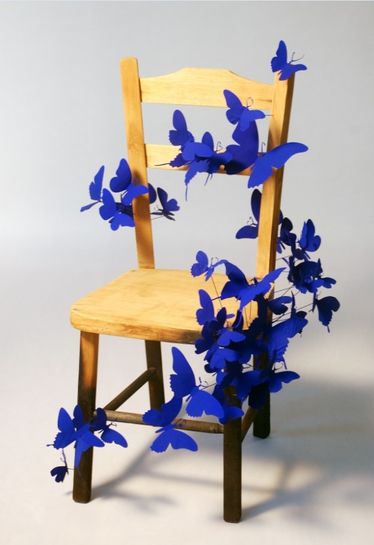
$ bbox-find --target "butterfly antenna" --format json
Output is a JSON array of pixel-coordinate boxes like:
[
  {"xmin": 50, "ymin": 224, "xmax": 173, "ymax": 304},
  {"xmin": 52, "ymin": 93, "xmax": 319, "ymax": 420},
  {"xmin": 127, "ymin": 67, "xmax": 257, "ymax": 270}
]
[
  {"xmin": 290, "ymin": 51, "xmax": 304, "ymax": 63},
  {"xmin": 246, "ymin": 96, "xmax": 254, "ymax": 108}
]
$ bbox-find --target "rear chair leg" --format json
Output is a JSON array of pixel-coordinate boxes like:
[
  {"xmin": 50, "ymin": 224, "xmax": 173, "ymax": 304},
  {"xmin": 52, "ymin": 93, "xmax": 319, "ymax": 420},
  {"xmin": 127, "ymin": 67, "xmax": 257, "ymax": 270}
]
[
  {"xmin": 73, "ymin": 332, "xmax": 99, "ymax": 503},
  {"xmin": 223, "ymin": 416, "xmax": 242, "ymax": 522},
  {"xmin": 145, "ymin": 340, "xmax": 165, "ymax": 409}
]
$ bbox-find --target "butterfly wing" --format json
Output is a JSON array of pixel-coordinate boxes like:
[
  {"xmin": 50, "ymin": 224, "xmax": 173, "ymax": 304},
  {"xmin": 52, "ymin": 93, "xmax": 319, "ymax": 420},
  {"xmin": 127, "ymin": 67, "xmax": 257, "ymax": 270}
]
[
  {"xmin": 169, "ymin": 110, "xmax": 194, "ymax": 146},
  {"xmin": 89, "ymin": 165, "xmax": 104, "ymax": 201},
  {"xmin": 299, "ymin": 219, "xmax": 321, "ymax": 252},
  {"xmin": 74, "ymin": 426, "xmax": 104, "ymax": 468},
  {"xmin": 101, "ymin": 427, "xmax": 128, "ymax": 447},
  {"xmin": 313, "ymin": 296, "xmax": 340, "ymax": 329},
  {"xmin": 50, "ymin": 465, "xmax": 69, "ymax": 483},
  {"xmin": 109, "ymin": 158, "xmax": 132, "ymax": 193},
  {"xmin": 121, "ymin": 183, "xmax": 148, "ymax": 206},
  {"xmin": 191, "ymin": 250, "xmax": 209, "ymax": 277},
  {"xmin": 150, "ymin": 426, "xmax": 198, "ymax": 453},
  {"xmin": 196, "ymin": 289, "xmax": 215, "ymax": 325},
  {"xmin": 143, "ymin": 396, "xmax": 183, "ymax": 427},
  {"xmin": 269, "ymin": 370, "xmax": 300, "ymax": 392},
  {"xmin": 235, "ymin": 224, "xmax": 258, "ymax": 239},
  {"xmin": 110, "ymin": 210, "xmax": 135, "ymax": 230},
  {"xmin": 271, "ymin": 40, "xmax": 288, "ymax": 72},
  {"xmin": 223, "ymin": 89, "xmax": 244, "ymax": 125},
  {"xmin": 248, "ymin": 142, "xmax": 308, "ymax": 188},
  {"xmin": 53, "ymin": 408, "xmax": 76, "ymax": 449},
  {"xmin": 186, "ymin": 388, "xmax": 224, "ymax": 419},
  {"xmin": 169, "ymin": 347, "xmax": 196, "ymax": 397},
  {"xmin": 280, "ymin": 62, "xmax": 307, "ymax": 81},
  {"xmin": 99, "ymin": 188, "xmax": 117, "ymax": 220}
]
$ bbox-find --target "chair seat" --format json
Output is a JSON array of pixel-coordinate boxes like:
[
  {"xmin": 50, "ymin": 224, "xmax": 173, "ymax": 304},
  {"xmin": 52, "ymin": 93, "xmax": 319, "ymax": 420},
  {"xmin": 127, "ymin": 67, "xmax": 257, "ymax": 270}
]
[{"xmin": 70, "ymin": 268, "xmax": 241, "ymax": 344}]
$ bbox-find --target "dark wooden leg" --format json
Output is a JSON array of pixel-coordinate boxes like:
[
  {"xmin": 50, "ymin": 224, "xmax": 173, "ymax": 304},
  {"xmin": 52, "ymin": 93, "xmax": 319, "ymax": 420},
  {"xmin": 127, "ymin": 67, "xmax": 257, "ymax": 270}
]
[
  {"xmin": 223, "ymin": 416, "xmax": 242, "ymax": 523},
  {"xmin": 73, "ymin": 332, "xmax": 99, "ymax": 503},
  {"xmin": 253, "ymin": 391, "xmax": 270, "ymax": 438},
  {"xmin": 145, "ymin": 340, "xmax": 165, "ymax": 409}
]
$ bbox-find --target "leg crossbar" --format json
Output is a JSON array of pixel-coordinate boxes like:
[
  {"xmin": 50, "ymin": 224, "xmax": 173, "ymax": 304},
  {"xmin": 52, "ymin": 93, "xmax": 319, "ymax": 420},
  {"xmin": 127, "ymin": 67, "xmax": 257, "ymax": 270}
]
[{"xmin": 104, "ymin": 368, "xmax": 156, "ymax": 411}]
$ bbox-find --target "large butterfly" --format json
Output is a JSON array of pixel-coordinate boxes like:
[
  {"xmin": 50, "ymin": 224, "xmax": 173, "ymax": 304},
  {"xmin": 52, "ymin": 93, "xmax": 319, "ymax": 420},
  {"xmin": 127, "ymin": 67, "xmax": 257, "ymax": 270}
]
[
  {"xmin": 225, "ymin": 123, "xmax": 259, "ymax": 175},
  {"xmin": 143, "ymin": 396, "xmax": 198, "ymax": 453},
  {"xmin": 169, "ymin": 347, "xmax": 224, "ymax": 419},
  {"xmin": 271, "ymin": 40, "xmax": 307, "ymax": 81},
  {"xmin": 109, "ymin": 158, "xmax": 148, "ymax": 203},
  {"xmin": 221, "ymin": 262, "xmax": 285, "ymax": 310},
  {"xmin": 99, "ymin": 188, "xmax": 135, "ymax": 230},
  {"xmin": 190, "ymin": 250, "xmax": 226, "ymax": 280},
  {"xmin": 248, "ymin": 142, "xmax": 308, "ymax": 188},
  {"xmin": 224, "ymin": 90, "xmax": 266, "ymax": 131}
]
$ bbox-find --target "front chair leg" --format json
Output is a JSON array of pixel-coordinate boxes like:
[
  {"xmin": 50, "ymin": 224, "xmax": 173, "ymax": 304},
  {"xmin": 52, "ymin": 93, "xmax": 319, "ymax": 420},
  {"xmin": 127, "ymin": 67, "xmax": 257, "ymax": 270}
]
[
  {"xmin": 223, "ymin": 416, "xmax": 242, "ymax": 523},
  {"xmin": 73, "ymin": 332, "xmax": 99, "ymax": 503}
]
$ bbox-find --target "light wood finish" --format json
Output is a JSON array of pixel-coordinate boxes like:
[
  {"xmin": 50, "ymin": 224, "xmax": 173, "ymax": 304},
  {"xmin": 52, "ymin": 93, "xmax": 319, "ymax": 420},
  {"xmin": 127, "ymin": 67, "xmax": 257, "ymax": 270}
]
[
  {"xmin": 145, "ymin": 143, "xmax": 252, "ymax": 176},
  {"xmin": 105, "ymin": 410, "xmax": 224, "ymax": 434},
  {"xmin": 73, "ymin": 332, "xmax": 99, "ymax": 503},
  {"xmin": 121, "ymin": 58, "xmax": 155, "ymax": 269},
  {"xmin": 71, "ymin": 269, "xmax": 240, "ymax": 344},
  {"xmin": 141, "ymin": 67, "xmax": 273, "ymax": 110}
]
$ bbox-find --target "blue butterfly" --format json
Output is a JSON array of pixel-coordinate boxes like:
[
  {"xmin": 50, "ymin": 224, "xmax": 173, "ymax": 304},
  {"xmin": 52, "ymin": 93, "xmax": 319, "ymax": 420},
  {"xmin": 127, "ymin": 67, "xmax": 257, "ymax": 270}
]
[
  {"xmin": 90, "ymin": 408, "xmax": 128, "ymax": 447},
  {"xmin": 99, "ymin": 188, "xmax": 135, "ymax": 230},
  {"xmin": 225, "ymin": 123, "xmax": 259, "ymax": 175},
  {"xmin": 151, "ymin": 187, "xmax": 180, "ymax": 220},
  {"xmin": 169, "ymin": 110, "xmax": 194, "ymax": 147},
  {"xmin": 224, "ymin": 90, "xmax": 266, "ymax": 131},
  {"xmin": 248, "ymin": 142, "xmax": 308, "ymax": 188},
  {"xmin": 181, "ymin": 132, "xmax": 232, "ymax": 193},
  {"xmin": 169, "ymin": 347, "xmax": 224, "ymax": 419},
  {"xmin": 266, "ymin": 312, "xmax": 308, "ymax": 363},
  {"xmin": 298, "ymin": 219, "xmax": 321, "ymax": 255},
  {"xmin": 266, "ymin": 369, "xmax": 300, "ymax": 393},
  {"xmin": 236, "ymin": 189, "xmax": 262, "ymax": 239},
  {"xmin": 53, "ymin": 406, "xmax": 104, "ymax": 468},
  {"xmin": 143, "ymin": 396, "xmax": 198, "ymax": 453},
  {"xmin": 190, "ymin": 250, "xmax": 226, "ymax": 280},
  {"xmin": 271, "ymin": 40, "xmax": 307, "ymax": 81},
  {"xmin": 221, "ymin": 262, "xmax": 285, "ymax": 310},
  {"xmin": 196, "ymin": 290, "xmax": 215, "ymax": 326},
  {"xmin": 313, "ymin": 296, "xmax": 340, "ymax": 330},
  {"xmin": 267, "ymin": 295, "xmax": 292, "ymax": 315},
  {"xmin": 50, "ymin": 464, "xmax": 69, "ymax": 483},
  {"xmin": 109, "ymin": 158, "xmax": 149, "ymax": 203},
  {"xmin": 80, "ymin": 165, "xmax": 104, "ymax": 212}
]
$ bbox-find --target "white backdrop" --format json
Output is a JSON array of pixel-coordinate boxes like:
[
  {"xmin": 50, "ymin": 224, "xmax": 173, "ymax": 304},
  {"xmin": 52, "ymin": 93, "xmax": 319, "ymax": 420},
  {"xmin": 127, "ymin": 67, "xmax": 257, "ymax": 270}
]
[{"xmin": 1, "ymin": 2, "xmax": 373, "ymax": 544}]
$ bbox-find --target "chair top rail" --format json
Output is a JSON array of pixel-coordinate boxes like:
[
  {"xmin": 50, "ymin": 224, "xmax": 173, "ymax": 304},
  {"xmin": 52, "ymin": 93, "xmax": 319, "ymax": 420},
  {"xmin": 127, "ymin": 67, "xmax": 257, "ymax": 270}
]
[{"xmin": 140, "ymin": 67, "xmax": 274, "ymax": 110}]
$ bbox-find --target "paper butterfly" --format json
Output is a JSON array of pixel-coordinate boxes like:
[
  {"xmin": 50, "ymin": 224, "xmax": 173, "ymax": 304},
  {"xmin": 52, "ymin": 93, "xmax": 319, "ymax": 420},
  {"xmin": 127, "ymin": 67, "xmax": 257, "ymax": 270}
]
[
  {"xmin": 271, "ymin": 40, "xmax": 307, "ymax": 80},
  {"xmin": 143, "ymin": 396, "xmax": 198, "ymax": 453},
  {"xmin": 169, "ymin": 347, "xmax": 224, "ymax": 419},
  {"xmin": 224, "ymin": 89, "xmax": 266, "ymax": 131},
  {"xmin": 151, "ymin": 188, "xmax": 180, "ymax": 220}
]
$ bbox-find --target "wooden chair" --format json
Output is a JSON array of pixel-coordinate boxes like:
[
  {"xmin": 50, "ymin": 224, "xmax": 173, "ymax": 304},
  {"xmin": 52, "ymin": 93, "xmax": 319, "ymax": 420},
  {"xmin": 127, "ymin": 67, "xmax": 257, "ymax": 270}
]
[{"xmin": 70, "ymin": 58, "xmax": 295, "ymax": 523}]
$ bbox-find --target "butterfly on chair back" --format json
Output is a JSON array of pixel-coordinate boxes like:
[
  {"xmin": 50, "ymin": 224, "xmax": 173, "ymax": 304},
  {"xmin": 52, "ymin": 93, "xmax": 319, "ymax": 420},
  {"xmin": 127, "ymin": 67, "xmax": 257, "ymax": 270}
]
[{"xmin": 70, "ymin": 58, "xmax": 295, "ymax": 523}]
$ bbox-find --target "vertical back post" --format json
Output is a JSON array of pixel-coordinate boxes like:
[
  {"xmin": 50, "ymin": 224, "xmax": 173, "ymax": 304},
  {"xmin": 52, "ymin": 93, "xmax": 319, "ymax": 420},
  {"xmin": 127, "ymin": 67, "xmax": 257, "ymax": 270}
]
[
  {"xmin": 120, "ymin": 57, "xmax": 155, "ymax": 269},
  {"xmin": 253, "ymin": 74, "xmax": 295, "ymax": 438}
]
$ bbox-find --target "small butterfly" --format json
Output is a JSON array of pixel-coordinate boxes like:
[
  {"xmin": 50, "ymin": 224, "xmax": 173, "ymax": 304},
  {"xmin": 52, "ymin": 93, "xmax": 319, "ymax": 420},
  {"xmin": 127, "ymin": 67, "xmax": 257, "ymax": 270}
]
[
  {"xmin": 99, "ymin": 189, "xmax": 135, "ymax": 230},
  {"xmin": 248, "ymin": 142, "xmax": 308, "ymax": 188},
  {"xmin": 143, "ymin": 396, "xmax": 198, "ymax": 453},
  {"xmin": 196, "ymin": 290, "xmax": 215, "ymax": 326},
  {"xmin": 169, "ymin": 110, "xmax": 194, "ymax": 147},
  {"xmin": 298, "ymin": 219, "xmax": 321, "ymax": 254},
  {"xmin": 50, "ymin": 464, "xmax": 69, "ymax": 483},
  {"xmin": 109, "ymin": 158, "xmax": 148, "ymax": 204},
  {"xmin": 271, "ymin": 40, "xmax": 307, "ymax": 81},
  {"xmin": 267, "ymin": 369, "xmax": 300, "ymax": 392},
  {"xmin": 267, "ymin": 295, "xmax": 292, "ymax": 315},
  {"xmin": 266, "ymin": 312, "xmax": 308, "ymax": 363},
  {"xmin": 313, "ymin": 295, "xmax": 340, "ymax": 330},
  {"xmin": 221, "ymin": 263, "xmax": 285, "ymax": 310},
  {"xmin": 151, "ymin": 187, "xmax": 180, "ymax": 220},
  {"xmin": 224, "ymin": 90, "xmax": 266, "ymax": 131},
  {"xmin": 169, "ymin": 347, "xmax": 224, "ymax": 419}
]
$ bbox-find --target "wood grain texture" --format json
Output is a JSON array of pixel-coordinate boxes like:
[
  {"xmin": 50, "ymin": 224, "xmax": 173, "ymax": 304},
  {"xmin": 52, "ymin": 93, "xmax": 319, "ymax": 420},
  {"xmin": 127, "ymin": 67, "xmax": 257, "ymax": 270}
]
[
  {"xmin": 141, "ymin": 67, "xmax": 273, "ymax": 110},
  {"xmin": 120, "ymin": 58, "xmax": 155, "ymax": 269},
  {"xmin": 70, "ymin": 268, "xmax": 243, "ymax": 343}
]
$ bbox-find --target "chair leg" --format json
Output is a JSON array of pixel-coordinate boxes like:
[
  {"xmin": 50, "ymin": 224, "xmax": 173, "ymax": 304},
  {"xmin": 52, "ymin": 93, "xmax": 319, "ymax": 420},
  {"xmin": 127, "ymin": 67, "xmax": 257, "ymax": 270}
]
[
  {"xmin": 253, "ymin": 392, "xmax": 270, "ymax": 438},
  {"xmin": 223, "ymin": 417, "xmax": 242, "ymax": 523},
  {"xmin": 145, "ymin": 340, "xmax": 165, "ymax": 409},
  {"xmin": 73, "ymin": 332, "xmax": 99, "ymax": 503}
]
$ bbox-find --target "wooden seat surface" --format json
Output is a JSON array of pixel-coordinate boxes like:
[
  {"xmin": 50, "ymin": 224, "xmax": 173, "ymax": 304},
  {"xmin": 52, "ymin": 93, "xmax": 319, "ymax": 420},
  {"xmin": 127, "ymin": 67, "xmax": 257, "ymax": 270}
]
[{"xmin": 70, "ymin": 268, "xmax": 241, "ymax": 344}]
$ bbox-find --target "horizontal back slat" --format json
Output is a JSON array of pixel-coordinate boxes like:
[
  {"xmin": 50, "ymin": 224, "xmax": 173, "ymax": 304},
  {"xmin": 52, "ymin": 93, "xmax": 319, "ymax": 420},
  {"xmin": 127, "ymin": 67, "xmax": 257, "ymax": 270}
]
[
  {"xmin": 145, "ymin": 144, "xmax": 252, "ymax": 176},
  {"xmin": 140, "ymin": 67, "xmax": 273, "ymax": 110}
]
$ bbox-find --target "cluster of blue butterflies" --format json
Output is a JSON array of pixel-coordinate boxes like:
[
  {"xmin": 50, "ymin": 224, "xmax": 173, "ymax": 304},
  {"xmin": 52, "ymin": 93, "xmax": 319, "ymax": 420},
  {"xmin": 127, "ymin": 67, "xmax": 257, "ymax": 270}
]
[
  {"xmin": 49, "ymin": 406, "xmax": 127, "ymax": 482},
  {"xmin": 50, "ymin": 41, "xmax": 339, "ymax": 478},
  {"xmin": 81, "ymin": 158, "xmax": 180, "ymax": 228}
]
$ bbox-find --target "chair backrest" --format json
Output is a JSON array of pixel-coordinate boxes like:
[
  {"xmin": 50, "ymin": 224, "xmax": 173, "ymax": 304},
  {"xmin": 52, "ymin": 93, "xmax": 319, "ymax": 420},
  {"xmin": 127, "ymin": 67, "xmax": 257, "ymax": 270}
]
[{"xmin": 120, "ymin": 58, "xmax": 294, "ymax": 279}]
